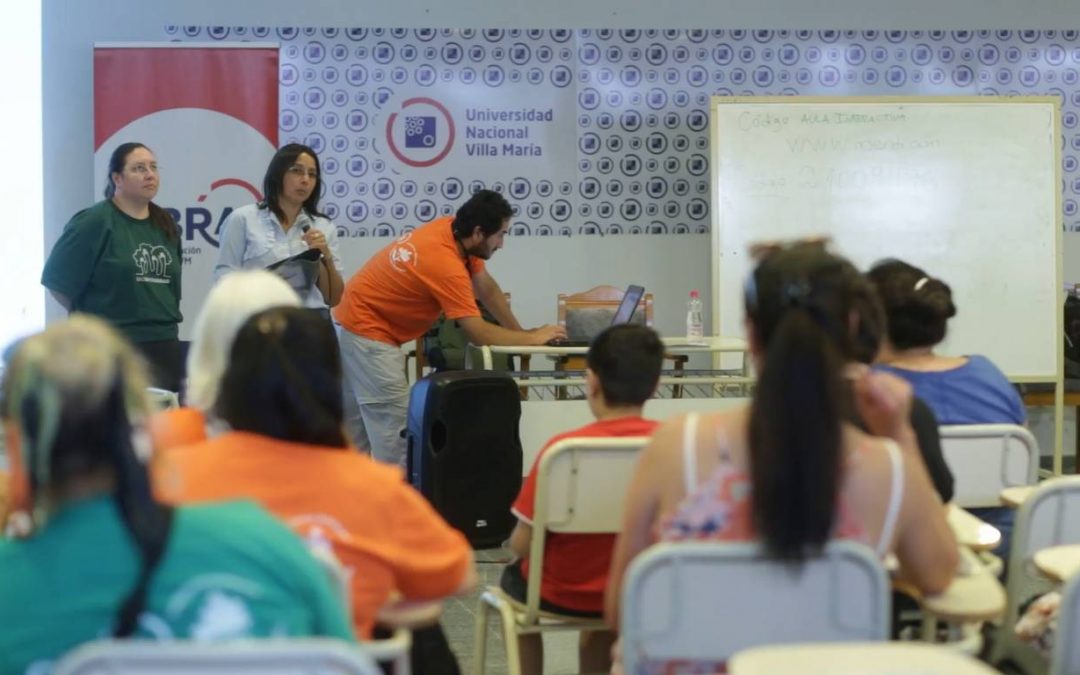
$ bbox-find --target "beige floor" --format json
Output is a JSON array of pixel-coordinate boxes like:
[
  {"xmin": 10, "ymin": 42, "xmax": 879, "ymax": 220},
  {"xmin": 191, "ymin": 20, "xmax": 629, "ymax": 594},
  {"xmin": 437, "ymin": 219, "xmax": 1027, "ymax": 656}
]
[{"xmin": 443, "ymin": 547, "xmax": 588, "ymax": 675}]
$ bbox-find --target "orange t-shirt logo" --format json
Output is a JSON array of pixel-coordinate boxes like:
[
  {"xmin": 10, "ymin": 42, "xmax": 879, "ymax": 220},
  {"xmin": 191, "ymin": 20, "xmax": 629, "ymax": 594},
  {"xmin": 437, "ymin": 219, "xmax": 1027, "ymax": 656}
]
[{"xmin": 389, "ymin": 233, "xmax": 419, "ymax": 272}]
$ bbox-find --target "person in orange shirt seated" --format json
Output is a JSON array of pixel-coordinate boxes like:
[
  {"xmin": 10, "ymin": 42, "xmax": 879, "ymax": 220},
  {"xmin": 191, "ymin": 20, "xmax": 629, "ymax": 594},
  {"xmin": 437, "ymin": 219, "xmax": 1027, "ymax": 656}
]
[
  {"xmin": 147, "ymin": 270, "xmax": 300, "ymax": 451},
  {"xmin": 333, "ymin": 189, "xmax": 566, "ymax": 467},
  {"xmin": 154, "ymin": 307, "xmax": 476, "ymax": 652},
  {"xmin": 505, "ymin": 324, "xmax": 664, "ymax": 675}
]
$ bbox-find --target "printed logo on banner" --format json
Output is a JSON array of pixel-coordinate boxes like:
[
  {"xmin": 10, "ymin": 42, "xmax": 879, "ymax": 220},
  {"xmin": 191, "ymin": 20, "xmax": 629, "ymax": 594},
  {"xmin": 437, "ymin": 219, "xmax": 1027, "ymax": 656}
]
[{"xmin": 386, "ymin": 97, "xmax": 456, "ymax": 167}]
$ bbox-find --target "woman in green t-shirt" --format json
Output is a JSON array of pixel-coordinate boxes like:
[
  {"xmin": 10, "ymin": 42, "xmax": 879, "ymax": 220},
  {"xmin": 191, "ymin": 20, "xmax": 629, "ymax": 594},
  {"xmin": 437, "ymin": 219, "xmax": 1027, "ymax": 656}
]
[
  {"xmin": 0, "ymin": 316, "xmax": 354, "ymax": 673},
  {"xmin": 42, "ymin": 142, "xmax": 183, "ymax": 391}
]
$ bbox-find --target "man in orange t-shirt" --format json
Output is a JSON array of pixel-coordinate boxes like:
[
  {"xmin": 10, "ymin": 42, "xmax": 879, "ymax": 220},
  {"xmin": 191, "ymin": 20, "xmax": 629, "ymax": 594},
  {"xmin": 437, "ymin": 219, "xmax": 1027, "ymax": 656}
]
[
  {"xmin": 505, "ymin": 324, "xmax": 664, "ymax": 675},
  {"xmin": 334, "ymin": 189, "xmax": 565, "ymax": 466}
]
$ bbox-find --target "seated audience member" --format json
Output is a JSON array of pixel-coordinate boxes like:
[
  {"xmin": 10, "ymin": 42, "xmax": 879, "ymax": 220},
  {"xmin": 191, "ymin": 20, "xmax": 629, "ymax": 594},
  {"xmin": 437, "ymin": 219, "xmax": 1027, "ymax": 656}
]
[
  {"xmin": 147, "ymin": 270, "xmax": 301, "ymax": 451},
  {"xmin": 0, "ymin": 316, "xmax": 352, "ymax": 674},
  {"xmin": 505, "ymin": 324, "xmax": 664, "ymax": 675},
  {"xmin": 849, "ymin": 274, "xmax": 954, "ymax": 503},
  {"xmin": 867, "ymin": 258, "xmax": 1025, "ymax": 425},
  {"xmin": 154, "ymin": 308, "xmax": 475, "ymax": 648},
  {"xmin": 604, "ymin": 243, "xmax": 958, "ymax": 672}
]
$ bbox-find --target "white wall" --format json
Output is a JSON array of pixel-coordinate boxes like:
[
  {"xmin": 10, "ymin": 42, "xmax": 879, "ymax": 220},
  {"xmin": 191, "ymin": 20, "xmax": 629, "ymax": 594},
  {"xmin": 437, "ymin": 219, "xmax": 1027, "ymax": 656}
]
[
  {"xmin": 0, "ymin": 1, "xmax": 44, "ymax": 348},
  {"xmin": 43, "ymin": 0, "xmax": 1080, "ymax": 327}
]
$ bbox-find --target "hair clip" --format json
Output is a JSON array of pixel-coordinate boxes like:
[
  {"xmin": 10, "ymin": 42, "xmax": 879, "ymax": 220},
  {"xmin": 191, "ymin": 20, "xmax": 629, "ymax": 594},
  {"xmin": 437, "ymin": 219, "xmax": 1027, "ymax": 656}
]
[
  {"xmin": 783, "ymin": 280, "xmax": 811, "ymax": 307},
  {"xmin": 913, "ymin": 277, "xmax": 930, "ymax": 292}
]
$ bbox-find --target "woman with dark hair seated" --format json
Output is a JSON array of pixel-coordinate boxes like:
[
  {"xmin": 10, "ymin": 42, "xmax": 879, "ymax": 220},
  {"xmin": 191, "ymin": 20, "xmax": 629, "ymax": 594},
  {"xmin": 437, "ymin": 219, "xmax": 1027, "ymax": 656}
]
[
  {"xmin": 154, "ymin": 307, "xmax": 475, "ymax": 665},
  {"xmin": 0, "ymin": 315, "xmax": 352, "ymax": 673},
  {"xmin": 605, "ymin": 243, "xmax": 958, "ymax": 672},
  {"xmin": 867, "ymin": 258, "xmax": 1025, "ymax": 425}
]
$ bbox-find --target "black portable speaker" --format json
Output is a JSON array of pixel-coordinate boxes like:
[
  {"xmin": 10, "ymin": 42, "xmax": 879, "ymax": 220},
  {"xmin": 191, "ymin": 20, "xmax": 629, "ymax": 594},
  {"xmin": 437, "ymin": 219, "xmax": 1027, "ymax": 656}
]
[{"xmin": 406, "ymin": 371, "xmax": 523, "ymax": 548}]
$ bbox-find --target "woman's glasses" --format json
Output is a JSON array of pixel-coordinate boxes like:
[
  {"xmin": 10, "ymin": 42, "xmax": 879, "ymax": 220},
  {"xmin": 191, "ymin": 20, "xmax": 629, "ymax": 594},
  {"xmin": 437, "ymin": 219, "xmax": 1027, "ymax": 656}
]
[{"xmin": 286, "ymin": 165, "xmax": 319, "ymax": 180}]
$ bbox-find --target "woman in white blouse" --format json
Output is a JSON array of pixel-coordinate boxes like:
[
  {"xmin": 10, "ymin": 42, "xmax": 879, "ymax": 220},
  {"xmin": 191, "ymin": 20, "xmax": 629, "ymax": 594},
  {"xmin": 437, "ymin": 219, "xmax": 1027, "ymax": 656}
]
[{"xmin": 214, "ymin": 143, "xmax": 345, "ymax": 317}]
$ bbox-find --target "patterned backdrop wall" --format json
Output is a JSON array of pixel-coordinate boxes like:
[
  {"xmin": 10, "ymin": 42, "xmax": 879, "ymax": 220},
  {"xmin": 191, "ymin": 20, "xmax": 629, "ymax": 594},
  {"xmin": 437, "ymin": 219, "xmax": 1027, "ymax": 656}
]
[{"xmin": 169, "ymin": 27, "xmax": 1080, "ymax": 236}]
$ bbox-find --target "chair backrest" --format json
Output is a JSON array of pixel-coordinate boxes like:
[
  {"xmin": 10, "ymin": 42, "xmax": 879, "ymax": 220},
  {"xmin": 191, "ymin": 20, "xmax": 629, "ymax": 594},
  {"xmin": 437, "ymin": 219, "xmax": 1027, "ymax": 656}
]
[
  {"xmin": 54, "ymin": 638, "xmax": 380, "ymax": 675},
  {"xmin": 1051, "ymin": 567, "xmax": 1080, "ymax": 675},
  {"xmin": 620, "ymin": 541, "xmax": 890, "ymax": 672},
  {"xmin": 522, "ymin": 436, "xmax": 649, "ymax": 623},
  {"xmin": 1004, "ymin": 476, "xmax": 1080, "ymax": 628},
  {"xmin": 939, "ymin": 424, "xmax": 1039, "ymax": 507},
  {"xmin": 557, "ymin": 285, "xmax": 652, "ymax": 341}
]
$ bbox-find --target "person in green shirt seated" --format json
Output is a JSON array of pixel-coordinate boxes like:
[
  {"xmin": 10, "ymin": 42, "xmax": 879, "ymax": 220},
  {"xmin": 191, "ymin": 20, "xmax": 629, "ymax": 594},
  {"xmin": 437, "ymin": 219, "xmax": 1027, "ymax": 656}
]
[{"xmin": 0, "ymin": 315, "xmax": 354, "ymax": 674}]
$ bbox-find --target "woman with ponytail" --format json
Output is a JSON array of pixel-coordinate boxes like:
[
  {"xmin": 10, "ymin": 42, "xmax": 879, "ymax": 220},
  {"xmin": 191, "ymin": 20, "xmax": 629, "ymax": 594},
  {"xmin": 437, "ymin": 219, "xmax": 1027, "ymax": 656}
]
[
  {"xmin": 154, "ymin": 306, "xmax": 475, "ymax": 660},
  {"xmin": 0, "ymin": 315, "xmax": 353, "ymax": 673},
  {"xmin": 604, "ymin": 243, "xmax": 957, "ymax": 657},
  {"xmin": 868, "ymin": 259, "xmax": 1025, "ymax": 425},
  {"xmin": 42, "ymin": 143, "xmax": 184, "ymax": 391}
]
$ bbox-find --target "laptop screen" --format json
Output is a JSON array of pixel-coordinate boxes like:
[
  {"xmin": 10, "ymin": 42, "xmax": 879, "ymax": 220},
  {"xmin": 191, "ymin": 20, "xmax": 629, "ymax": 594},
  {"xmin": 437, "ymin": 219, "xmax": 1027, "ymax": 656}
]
[{"xmin": 611, "ymin": 285, "xmax": 645, "ymax": 326}]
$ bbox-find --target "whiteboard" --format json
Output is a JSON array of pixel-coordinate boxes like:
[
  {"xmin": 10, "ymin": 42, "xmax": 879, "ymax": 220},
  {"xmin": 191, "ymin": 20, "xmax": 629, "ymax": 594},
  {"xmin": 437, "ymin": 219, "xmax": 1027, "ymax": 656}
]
[{"xmin": 710, "ymin": 96, "xmax": 1062, "ymax": 381}]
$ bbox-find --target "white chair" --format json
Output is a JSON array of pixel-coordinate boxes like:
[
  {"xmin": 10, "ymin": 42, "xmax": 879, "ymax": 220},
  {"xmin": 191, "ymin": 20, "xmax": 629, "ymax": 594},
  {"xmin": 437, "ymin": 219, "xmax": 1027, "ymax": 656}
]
[
  {"xmin": 990, "ymin": 476, "xmax": 1080, "ymax": 673},
  {"xmin": 1051, "ymin": 565, "xmax": 1080, "ymax": 675},
  {"xmin": 620, "ymin": 541, "xmax": 890, "ymax": 673},
  {"xmin": 471, "ymin": 436, "xmax": 649, "ymax": 675},
  {"xmin": 938, "ymin": 424, "xmax": 1039, "ymax": 508},
  {"xmin": 54, "ymin": 638, "xmax": 380, "ymax": 675}
]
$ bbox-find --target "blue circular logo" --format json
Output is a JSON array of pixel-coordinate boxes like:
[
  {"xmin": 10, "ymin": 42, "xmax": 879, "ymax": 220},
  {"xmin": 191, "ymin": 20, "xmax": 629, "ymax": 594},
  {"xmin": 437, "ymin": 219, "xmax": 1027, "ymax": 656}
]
[
  {"xmin": 439, "ymin": 178, "xmax": 462, "ymax": 201},
  {"xmin": 550, "ymin": 66, "xmax": 573, "ymax": 87},
  {"xmin": 579, "ymin": 133, "xmax": 601, "ymax": 155},
  {"xmin": 281, "ymin": 110, "xmax": 299, "ymax": 132},
  {"xmin": 646, "ymin": 88, "xmax": 668, "ymax": 110},
  {"xmin": 346, "ymin": 156, "xmax": 368, "ymax": 178},
  {"xmin": 440, "ymin": 43, "xmax": 463, "ymax": 65},
  {"xmin": 579, "ymin": 88, "xmax": 601, "ymax": 110},
  {"xmin": 347, "ymin": 201, "xmax": 368, "ymax": 223},
  {"xmin": 647, "ymin": 177, "xmax": 668, "ymax": 198},
  {"xmin": 886, "ymin": 66, "xmax": 908, "ymax": 87}
]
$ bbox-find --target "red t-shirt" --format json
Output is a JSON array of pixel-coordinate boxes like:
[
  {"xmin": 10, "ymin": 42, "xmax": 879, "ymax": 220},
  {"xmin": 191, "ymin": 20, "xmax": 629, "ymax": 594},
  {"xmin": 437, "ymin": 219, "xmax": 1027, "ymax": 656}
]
[
  {"xmin": 333, "ymin": 216, "xmax": 485, "ymax": 346},
  {"xmin": 511, "ymin": 416, "xmax": 659, "ymax": 612}
]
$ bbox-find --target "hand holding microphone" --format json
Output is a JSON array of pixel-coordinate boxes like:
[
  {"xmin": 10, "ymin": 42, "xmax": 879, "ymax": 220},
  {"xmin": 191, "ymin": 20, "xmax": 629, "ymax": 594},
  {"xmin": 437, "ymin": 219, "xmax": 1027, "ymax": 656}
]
[{"xmin": 301, "ymin": 224, "xmax": 329, "ymax": 260}]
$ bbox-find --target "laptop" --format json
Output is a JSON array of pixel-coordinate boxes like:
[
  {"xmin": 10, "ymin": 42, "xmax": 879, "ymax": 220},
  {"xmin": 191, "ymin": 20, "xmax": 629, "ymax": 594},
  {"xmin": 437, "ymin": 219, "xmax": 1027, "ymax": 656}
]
[{"xmin": 547, "ymin": 284, "xmax": 645, "ymax": 347}]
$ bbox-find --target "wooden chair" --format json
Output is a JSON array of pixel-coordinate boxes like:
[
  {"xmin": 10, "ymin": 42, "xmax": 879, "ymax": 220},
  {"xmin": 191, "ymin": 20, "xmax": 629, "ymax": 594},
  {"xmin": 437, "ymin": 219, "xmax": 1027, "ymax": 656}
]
[
  {"xmin": 471, "ymin": 436, "xmax": 649, "ymax": 675},
  {"xmin": 555, "ymin": 285, "xmax": 687, "ymax": 397}
]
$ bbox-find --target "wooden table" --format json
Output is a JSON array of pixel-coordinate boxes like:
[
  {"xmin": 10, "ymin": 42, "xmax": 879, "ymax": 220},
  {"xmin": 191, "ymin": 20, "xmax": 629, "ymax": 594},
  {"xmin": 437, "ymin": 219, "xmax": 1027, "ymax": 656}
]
[
  {"xmin": 947, "ymin": 504, "xmax": 1002, "ymax": 552},
  {"xmin": 1000, "ymin": 485, "xmax": 1038, "ymax": 508},
  {"xmin": 1033, "ymin": 544, "xmax": 1080, "ymax": 583},
  {"xmin": 731, "ymin": 642, "xmax": 1000, "ymax": 674}
]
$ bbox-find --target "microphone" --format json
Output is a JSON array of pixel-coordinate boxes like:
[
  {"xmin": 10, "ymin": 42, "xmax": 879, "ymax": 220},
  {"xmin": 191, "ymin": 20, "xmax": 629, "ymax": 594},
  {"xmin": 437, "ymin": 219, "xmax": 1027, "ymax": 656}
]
[{"xmin": 301, "ymin": 223, "xmax": 325, "ymax": 259}]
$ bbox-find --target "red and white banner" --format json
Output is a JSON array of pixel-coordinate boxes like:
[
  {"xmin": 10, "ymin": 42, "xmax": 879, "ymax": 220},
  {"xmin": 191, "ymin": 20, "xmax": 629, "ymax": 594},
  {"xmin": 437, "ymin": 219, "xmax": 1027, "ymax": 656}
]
[{"xmin": 93, "ymin": 43, "xmax": 278, "ymax": 338}]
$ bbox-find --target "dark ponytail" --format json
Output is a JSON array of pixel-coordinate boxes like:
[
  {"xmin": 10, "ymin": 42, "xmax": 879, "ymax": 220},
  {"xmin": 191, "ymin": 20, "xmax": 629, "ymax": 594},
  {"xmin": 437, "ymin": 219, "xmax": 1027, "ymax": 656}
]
[
  {"xmin": 216, "ymin": 307, "xmax": 347, "ymax": 448},
  {"xmin": 748, "ymin": 308, "xmax": 845, "ymax": 562},
  {"xmin": 744, "ymin": 245, "xmax": 858, "ymax": 562}
]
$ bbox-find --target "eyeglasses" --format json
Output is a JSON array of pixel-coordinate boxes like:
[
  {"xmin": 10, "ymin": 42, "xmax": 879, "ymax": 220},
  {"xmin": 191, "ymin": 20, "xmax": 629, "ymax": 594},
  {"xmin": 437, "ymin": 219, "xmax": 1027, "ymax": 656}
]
[
  {"xmin": 286, "ymin": 165, "xmax": 319, "ymax": 180},
  {"xmin": 126, "ymin": 163, "xmax": 159, "ymax": 176}
]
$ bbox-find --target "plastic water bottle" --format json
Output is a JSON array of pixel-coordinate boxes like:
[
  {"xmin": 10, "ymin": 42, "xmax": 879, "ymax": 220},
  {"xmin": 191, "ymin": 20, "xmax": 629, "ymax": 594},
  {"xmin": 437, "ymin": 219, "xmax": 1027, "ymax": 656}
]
[{"xmin": 687, "ymin": 290, "xmax": 705, "ymax": 344}]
